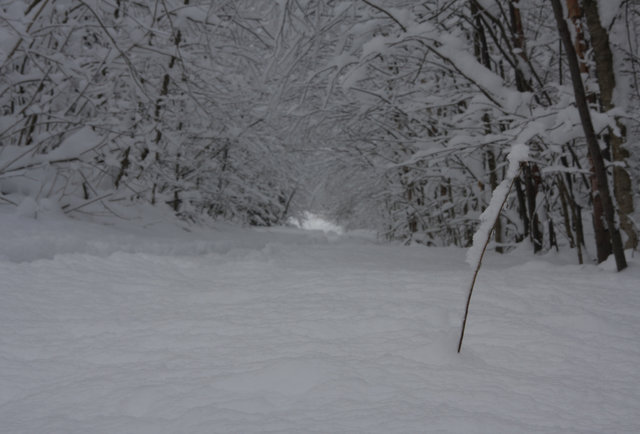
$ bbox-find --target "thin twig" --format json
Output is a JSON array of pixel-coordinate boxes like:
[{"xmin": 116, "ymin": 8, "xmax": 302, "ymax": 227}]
[
  {"xmin": 63, "ymin": 192, "xmax": 113, "ymax": 214},
  {"xmin": 360, "ymin": 0, "xmax": 407, "ymax": 32},
  {"xmin": 458, "ymin": 173, "xmax": 519, "ymax": 353},
  {"xmin": 0, "ymin": 194, "xmax": 18, "ymax": 206}
]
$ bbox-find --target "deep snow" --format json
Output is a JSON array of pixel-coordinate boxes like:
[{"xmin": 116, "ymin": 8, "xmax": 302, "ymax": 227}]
[{"xmin": 1, "ymin": 210, "xmax": 639, "ymax": 433}]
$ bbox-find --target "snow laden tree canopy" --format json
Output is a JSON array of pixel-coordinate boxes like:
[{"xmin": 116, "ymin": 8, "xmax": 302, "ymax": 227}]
[{"xmin": 1, "ymin": 0, "xmax": 639, "ymax": 263}]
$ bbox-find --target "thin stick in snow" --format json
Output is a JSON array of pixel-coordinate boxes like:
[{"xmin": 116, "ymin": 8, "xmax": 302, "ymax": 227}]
[{"xmin": 458, "ymin": 143, "xmax": 529, "ymax": 353}]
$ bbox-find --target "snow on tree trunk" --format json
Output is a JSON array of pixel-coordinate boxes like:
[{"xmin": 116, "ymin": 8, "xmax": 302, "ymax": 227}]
[
  {"xmin": 551, "ymin": 0, "xmax": 627, "ymax": 271},
  {"xmin": 582, "ymin": 0, "xmax": 638, "ymax": 250}
]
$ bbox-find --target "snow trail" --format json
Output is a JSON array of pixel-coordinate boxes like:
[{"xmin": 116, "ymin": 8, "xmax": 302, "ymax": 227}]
[{"xmin": 1, "ymin": 213, "xmax": 639, "ymax": 433}]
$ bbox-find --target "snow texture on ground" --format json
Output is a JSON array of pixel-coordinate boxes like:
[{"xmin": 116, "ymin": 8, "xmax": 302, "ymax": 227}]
[{"xmin": 1, "ymin": 210, "xmax": 639, "ymax": 433}]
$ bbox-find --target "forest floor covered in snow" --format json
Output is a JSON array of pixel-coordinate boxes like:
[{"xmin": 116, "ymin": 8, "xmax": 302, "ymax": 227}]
[{"xmin": 1, "ymin": 209, "xmax": 640, "ymax": 433}]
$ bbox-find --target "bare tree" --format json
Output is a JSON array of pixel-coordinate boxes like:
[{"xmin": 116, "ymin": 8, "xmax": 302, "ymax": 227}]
[{"xmin": 550, "ymin": 0, "xmax": 627, "ymax": 271}]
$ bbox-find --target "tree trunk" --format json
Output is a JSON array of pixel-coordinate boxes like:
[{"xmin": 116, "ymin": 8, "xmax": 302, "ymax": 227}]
[
  {"xmin": 551, "ymin": 0, "xmax": 627, "ymax": 271},
  {"xmin": 590, "ymin": 162, "xmax": 611, "ymax": 263},
  {"xmin": 582, "ymin": 0, "xmax": 637, "ymax": 250},
  {"xmin": 486, "ymin": 147, "xmax": 503, "ymax": 253},
  {"xmin": 514, "ymin": 177, "xmax": 529, "ymax": 240},
  {"xmin": 509, "ymin": 0, "xmax": 544, "ymax": 251},
  {"xmin": 509, "ymin": 0, "xmax": 532, "ymax": 93},
  {"xmin": 523, "ymin": 163, "xmax": 543, "ymax": 252},
  {"xmin": 565, "ymin": 0, "xmax": 611, "ymax": 262}
]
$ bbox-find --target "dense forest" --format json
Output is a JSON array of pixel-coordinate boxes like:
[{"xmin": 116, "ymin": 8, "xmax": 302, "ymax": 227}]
[{"xmin": 1, "ymin": 0, "xmax": 639, "ymax": 268}]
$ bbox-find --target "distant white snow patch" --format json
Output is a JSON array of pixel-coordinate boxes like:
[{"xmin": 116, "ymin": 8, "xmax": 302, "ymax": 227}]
[
  {"xmin": 289, "ymin": 211, "xmax": 344, "ymax": 234},
  {"xmin": 47, "ymin": 126, "xmax": 102, "ymax": 160},
  {"xmin": 598, "ymin": 0, "xmax": 622, "ymax": 28}
]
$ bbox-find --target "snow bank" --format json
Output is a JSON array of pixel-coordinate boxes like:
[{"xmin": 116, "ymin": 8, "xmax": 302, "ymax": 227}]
[{"xmin": 0, "ymin": 208, "xmax": 359, "ymax": 263}]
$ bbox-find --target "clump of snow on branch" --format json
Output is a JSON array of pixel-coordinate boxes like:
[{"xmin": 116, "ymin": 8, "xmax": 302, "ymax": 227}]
[{"xmin": 466, "ymin": 144, "xmax": 529, "ymax": 267}]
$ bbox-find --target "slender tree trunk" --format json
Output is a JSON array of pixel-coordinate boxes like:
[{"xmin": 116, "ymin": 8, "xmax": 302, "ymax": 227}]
[
  {"xmin": 565, "ymin": 0, "xmax": 611, "ymax": 262},
  {"xmin": 590, "ymin": 164, "xmax": 611, "ymax": 262},
  {"xmin": 557, "ymin": 177, "xmax": 575, "ymax": 248},
  {"xmin": 558, "ymin": 157, "xmax": 586, "ymax": 264},
  {"xmin": 514, "ymin": 177, "xmax": 529, "ymax": 240},
  {"xmin": 509, "ymin": 0, "xmax": 544, "ymax": 251},
  {"xmin": 487, "ymin": 147, "xmax": 503, "ymax": 252},
  {"xmin": 582, "ymin": 0, "xmax": 638, "ymax": 250},
  {"xmin": 523, "ymin": 163, "xmax": 543, "ymax": 252},
  {"xmin": 509, "ymin": 0, "xmax": 532, "ymax": 93},
  {"xmin": 153, "ymin": 1, "xmax": 189, "ymax": 213},
  {"xmin": 472, "ymin": 2, "xmax": 504, "ymax": 252},
  {"xmin": 551, "ymin": 0, "xmax": 627, "ymax": 271}
]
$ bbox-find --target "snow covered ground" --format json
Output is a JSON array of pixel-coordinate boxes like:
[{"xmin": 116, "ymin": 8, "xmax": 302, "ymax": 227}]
[{"xmin": 1, "ymin": 209, "xmax": 639, "ymax": 433}]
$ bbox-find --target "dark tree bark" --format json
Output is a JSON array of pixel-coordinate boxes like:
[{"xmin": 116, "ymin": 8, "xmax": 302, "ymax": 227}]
[
  {"xmin": 559, "ymin": 154, "xmax": 586, "ymax": 264},
  {"xmin": 514, "ymin": 177, "xmax": 529, "ymax": 239},
  {"xmin": 550, "ymin": 0, "xmax": 627, "ymax": 271},
  {"xmin": 564, "ymin": 0, "xmax": 612, "ymax": 262},
  {"xmin": 523, "ymin": 163, "xmax": 543, "ymax": 252},
  {"xmin": 582, "ymin": 0, "xmax": 638, "ymax": 250},
  {"xmin": 508, "ymin": 0, "xmax": 544, "ymax": 252},
  {"xmin": 509, "ymin": 0, "xmax": 532, "ymax": 93}
]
